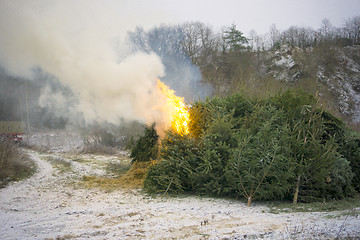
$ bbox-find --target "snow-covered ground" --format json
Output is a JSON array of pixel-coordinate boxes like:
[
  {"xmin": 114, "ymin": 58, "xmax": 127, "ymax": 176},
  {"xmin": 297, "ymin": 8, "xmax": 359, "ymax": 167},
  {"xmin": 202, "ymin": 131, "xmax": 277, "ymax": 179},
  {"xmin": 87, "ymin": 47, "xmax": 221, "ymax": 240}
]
[
  {"xmin": 23, "ymin": 131, "xmax": 84, "ymax": 153},
  {"xmin": 0, "ymin": 150, "xmax": 359, "ymax": 240}
]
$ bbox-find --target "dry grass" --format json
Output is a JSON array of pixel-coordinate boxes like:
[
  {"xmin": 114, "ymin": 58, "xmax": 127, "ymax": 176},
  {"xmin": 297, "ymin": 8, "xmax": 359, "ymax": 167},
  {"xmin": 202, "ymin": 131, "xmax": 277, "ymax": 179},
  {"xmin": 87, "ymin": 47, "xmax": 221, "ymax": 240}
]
[
  {"xmin": 21, "ymin": 142, "xmax": 51, "ymax": 153},
  {"xmin": 105, "ymin": 161, "xmax": 131, "ymax": 176},
  {"xmin": 81, "ymin": 161, "xmax": 149, "ymax": 191},
  {"xmin": 42, "ymin": 156, "xmax": 72, "ymax": 173},
  {"xmin": 0, "ymin": 138, "xmax": 36, "ymax": 187},
  {"xmin": 80, "ymin": 143, "xmax": 117, "ymax": 155},
  {"xmin": 268, "ymin": 193, "xmax": 360, "ymax": 214}
]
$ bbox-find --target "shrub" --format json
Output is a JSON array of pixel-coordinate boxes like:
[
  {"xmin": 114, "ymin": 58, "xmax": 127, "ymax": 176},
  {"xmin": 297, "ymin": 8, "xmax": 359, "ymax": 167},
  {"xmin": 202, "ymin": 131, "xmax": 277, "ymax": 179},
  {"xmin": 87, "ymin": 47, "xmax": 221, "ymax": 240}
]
[
  {"xmin": 129, "ymin": 123, "xmax": 159, "ymax": 164},
  {"xmin": 0, "ymin": 138, "xmax": 36, "ymax": 187},
  {"xmin": 188, "ymin": 94, "xmax": 253, "ymax": 138},
  {"xmin": 225, "ymin": 105, "xmax": 294, "ymax": 206},
  {"xmin": 324, "ymin": 157, "xmax": 355, "ymax": 199},
  {"xmin": 144, "ymin": 130, "xmax": 199, "ymax": 193},
  {"xmin": 80, "ymin": 121, "xmax": 145, "ymax": 154},
  {"xmin": 337, "ymin": 131, "xmax": 360, "ymax": 191},
  {"xmin": 81, "ymin": 126, "xmax": 118, "ymax": 154},
  {"xmin": 81, "ymin": 143, "xmax": 117, "ymax": 155},
  {"xmin": 192, "ymin": 113, "xmax": 238, "ymax": 196}
]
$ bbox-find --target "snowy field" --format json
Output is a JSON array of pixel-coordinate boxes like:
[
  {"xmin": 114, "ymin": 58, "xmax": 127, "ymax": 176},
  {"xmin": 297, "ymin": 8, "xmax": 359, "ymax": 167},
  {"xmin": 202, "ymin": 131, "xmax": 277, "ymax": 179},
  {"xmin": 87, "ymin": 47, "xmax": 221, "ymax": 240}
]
[{"xmin": 0, "ymin": 148, "xmax": 359, "ymax": 240}]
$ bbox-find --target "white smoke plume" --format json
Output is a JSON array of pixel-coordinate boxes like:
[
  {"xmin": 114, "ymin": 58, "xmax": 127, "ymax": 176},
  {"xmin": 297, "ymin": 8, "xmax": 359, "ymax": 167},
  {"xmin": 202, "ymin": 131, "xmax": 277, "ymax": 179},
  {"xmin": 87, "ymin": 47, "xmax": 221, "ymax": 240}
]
[{"xmin": 0, "ymin": 0, "xmax": 173, "ymax": 128}]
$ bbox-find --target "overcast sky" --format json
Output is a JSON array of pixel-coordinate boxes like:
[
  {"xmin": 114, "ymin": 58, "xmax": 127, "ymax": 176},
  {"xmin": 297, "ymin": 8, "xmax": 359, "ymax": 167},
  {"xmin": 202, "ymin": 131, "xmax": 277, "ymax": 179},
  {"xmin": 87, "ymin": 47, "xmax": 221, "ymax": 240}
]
[
  {"xmin": 2, "ymin": 0, "xmax": 360, "ymax": 36},
  {"xmin": 152, "ymin": 0, "xmax": 360, "ymax": 34}
]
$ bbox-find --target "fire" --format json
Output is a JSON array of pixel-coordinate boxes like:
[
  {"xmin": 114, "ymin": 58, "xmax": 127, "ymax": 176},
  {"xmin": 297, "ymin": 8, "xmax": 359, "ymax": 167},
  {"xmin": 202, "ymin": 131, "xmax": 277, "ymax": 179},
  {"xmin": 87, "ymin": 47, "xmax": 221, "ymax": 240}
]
[{"xmin": 157, "ymin": 79, "xmax": 190, "ymax": 135}]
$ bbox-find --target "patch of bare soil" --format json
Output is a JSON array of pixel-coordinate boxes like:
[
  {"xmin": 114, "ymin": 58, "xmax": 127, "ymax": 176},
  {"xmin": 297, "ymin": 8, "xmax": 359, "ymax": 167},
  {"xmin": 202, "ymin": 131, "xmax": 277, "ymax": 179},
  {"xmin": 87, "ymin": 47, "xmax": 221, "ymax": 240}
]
[{"xmin": 0, "ymin": 150, "xmax": 359, "ymax": 240}]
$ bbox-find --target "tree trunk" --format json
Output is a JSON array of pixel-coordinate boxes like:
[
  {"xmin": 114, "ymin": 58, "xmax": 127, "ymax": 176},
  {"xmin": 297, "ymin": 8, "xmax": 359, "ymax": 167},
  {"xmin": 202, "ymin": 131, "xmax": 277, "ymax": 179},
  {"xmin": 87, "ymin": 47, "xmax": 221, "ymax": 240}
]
[
  {"xmin": 247, "ymin": 196, "xmax": 252, "ymax": 207},
  {"xmin": 25, "ymin": 80, "xmax": 31, "ymax": 134},
  {"xmin": 293, "ymin": 174, "xmax": 301, "ymax": 204}
]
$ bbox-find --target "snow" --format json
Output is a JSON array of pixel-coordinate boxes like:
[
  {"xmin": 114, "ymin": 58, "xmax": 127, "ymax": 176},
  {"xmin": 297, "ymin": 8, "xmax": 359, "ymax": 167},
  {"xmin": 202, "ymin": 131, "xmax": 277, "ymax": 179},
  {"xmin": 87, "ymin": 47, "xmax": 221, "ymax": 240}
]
[
  {"xmin": 315, "ymin": 47, "xmax": 360, "ymax": 124},
  {"xmin": 23, "ymin": 131, "xmax": 84, "ymax": 153},
  {"xmin": 268, "ymin": 45, "xmax": 302, "ymax": 82},
  {"xmin": 0, "ymin": 150, "xmax": 359, "ymax": 239},
  {"xmin": 271, "ymin": 45, "xmax": 359, "ymax": 124},
  {"xmin": 274, "ymin": 55, "xmax": 296, "ymax": 69}
]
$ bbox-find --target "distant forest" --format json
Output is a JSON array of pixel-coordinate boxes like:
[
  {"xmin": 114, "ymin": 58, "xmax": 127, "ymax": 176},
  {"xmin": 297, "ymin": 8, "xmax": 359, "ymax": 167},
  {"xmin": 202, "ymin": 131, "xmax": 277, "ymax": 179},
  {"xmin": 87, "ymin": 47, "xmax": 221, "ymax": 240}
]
[{"xmin": 128, "ymin": 16, "xmax": 359, "ymax": 90}]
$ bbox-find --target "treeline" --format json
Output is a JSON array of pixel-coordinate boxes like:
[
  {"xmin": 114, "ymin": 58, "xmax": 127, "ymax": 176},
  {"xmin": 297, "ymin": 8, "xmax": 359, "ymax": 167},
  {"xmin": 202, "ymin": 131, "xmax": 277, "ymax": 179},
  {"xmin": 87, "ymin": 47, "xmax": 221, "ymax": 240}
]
[
  {"xmin": 128, "ymin": 16, "xmax": 360, "ymax": 59},
  {"xmin": 128, "ymin": 16, "xmax": 360, "ymax": 94},
  {"xmin": 0, "ymin": 68, "xmax": 72, "ymax": 131},
  {"xmin": 266, "ymin": 17, "xmax": 360, "ymax": 49}
]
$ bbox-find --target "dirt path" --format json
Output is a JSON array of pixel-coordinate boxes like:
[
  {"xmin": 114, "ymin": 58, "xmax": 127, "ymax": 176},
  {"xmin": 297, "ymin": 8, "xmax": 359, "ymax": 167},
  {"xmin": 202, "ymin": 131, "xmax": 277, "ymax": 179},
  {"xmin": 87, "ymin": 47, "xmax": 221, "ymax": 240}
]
[{"xmin": 0, "ymin": 151, "xmax": 359, "ymax": 240}]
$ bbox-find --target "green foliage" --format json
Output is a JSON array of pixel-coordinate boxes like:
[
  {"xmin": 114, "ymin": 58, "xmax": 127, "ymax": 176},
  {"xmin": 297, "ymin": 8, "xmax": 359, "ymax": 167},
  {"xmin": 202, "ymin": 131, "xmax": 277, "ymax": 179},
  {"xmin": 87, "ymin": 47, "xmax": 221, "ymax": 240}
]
[
  {"xmin": 188, "ymin": 94, "xmax": 253, "ymax": 136},
  {"xmin": 223, "ymin": 24, "xmax": 249, "ymax": 52},
  {"xmin": 271, "ymin": 89, "xmax": 317, "ymax": 121},
  {"xmin": 225, "ymin": 105, "xmax": 294, "ymax": 202},
  {"xmin": 145, "ymin": 91, "xmax": 359, "ymax": 204},
  {"xmin": 337, "ymin": 131, "xmax": 360, "ymax": 191},
  {"xmin": 129, "ymin": 123, "xmax": 159, "ymax": 164},
  {"xmin": 188, "ymin": 101, "xmax": 208, "ymax": 139},
  {"xmin": 144, "ymin": 130, "xmax": 199, "ymax": 193},
  {"xmin": 325, "ymin": 157, "xmax": 355, "ymax": 199},
  {"xmin": 272, "ymin": 89, "xmax": 355, "ymax": 202},
  {"xmin": 193, "ymin": 114, "xmax": 238, "ymax": 196}
]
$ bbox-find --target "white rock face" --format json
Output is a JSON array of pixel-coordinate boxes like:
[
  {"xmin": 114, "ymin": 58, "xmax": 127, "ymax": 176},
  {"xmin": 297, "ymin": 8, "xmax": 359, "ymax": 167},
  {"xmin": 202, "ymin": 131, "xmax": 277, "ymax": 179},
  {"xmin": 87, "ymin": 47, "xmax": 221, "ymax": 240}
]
[
  {"xmin": 316, "ymin": 46, "xmax": 360, "ymax": 123},
  {"xmin": 268, "ymin": 45, "xmax": 360, "ymax": 124},
  {"xmin": 268, "ymin": 45, "xmax": 304, "ymax": 82}
]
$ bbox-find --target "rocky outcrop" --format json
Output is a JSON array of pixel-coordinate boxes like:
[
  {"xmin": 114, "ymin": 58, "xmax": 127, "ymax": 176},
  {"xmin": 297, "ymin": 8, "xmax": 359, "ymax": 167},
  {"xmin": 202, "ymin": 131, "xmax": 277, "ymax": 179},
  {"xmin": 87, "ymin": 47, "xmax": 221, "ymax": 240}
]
[
  {"xmin": 266, "ymin": 45, "xmax": 360, "ymax": 125},
  {"xmin": 267, "ymin": 45, "xmax": 304, "ymax": 83},
  {"xmin": 316, "ymin": 46, "xmax": 360, "ymax": 123}
]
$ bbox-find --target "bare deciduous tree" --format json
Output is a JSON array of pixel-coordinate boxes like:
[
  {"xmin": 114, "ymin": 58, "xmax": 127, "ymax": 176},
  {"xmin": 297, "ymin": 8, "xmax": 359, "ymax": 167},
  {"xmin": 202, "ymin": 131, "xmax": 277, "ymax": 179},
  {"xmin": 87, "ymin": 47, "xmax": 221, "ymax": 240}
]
[{"xmin": 269, "ymin": 24, "xmax": 280, "ymax": 48}]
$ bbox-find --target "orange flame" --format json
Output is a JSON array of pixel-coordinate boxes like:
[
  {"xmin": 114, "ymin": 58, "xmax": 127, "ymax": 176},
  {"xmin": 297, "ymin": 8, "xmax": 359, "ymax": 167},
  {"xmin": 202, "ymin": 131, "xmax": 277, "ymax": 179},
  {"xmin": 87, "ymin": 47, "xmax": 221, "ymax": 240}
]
[{"xmin": 157, "ymin": 79, "xmax": 189, "ymax": 135}]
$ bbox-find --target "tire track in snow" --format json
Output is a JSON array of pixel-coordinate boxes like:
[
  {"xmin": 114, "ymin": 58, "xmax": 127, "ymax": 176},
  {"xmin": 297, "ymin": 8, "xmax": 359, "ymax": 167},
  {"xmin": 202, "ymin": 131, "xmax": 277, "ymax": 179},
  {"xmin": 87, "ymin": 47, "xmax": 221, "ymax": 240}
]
[{"xmin": 0, "ymin": 151, "xmax": 359, "ymax": 239}]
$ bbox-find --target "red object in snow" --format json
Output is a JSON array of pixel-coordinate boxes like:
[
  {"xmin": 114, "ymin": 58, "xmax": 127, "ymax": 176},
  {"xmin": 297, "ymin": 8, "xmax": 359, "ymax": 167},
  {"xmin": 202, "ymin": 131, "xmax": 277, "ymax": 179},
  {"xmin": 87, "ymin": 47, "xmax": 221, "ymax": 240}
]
[{"xmin": 0, "ymin": 121, "xmax": 25, "ymax": 142}]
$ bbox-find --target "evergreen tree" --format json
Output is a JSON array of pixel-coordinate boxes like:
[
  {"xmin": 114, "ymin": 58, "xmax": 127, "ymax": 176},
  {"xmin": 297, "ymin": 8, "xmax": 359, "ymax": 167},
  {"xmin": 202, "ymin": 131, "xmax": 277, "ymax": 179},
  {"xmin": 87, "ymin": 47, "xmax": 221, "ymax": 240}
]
[
  {"xmin": 144, "ymin": 91, "xmax": 358, "ymax": 205},
  {"xmin": 223, "ymin": 24, "xmax": 249, "ymax": 52},
  {"xmin": 144, "ymin": 130, "xmax": 199, "ymax": 193},
  {"xmin": 129, "ymin": 123, "xmax": 159, "ymax": 164},
  {"xmin": 225, "ymin": 105, "xmax": 294, "ymax": 206}
]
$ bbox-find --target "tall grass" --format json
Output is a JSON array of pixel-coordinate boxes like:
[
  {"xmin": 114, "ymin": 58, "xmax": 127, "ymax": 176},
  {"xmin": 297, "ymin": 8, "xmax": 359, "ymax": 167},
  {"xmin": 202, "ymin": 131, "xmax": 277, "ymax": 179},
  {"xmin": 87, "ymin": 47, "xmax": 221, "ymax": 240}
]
[
  {"xmin": 81, "ymin": 161, "xmax": 149, "ymax": 191},
  {"xmin": 0, "ymin": 138, "xmax": 36, "ymax": 187}
]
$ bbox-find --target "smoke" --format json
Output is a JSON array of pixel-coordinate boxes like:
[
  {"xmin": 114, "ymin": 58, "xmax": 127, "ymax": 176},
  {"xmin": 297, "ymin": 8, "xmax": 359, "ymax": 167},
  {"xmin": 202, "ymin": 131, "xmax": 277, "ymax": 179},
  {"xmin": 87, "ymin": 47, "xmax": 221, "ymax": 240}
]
[
  {"xmin": 0, "ymin": 0, "xmax": 175, "ymax": 128},
  {"xmin": 128, "ymin": 25, "xmax": 213, "ymax": 103}
]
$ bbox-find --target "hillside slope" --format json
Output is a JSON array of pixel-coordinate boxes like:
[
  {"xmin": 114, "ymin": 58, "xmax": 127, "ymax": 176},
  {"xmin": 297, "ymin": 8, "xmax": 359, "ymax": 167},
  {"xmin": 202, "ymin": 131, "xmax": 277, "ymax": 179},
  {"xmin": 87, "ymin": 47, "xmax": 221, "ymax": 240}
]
[{"xmin": 266, "ymin": 45, "xmax": 360, "ymax": 124}]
